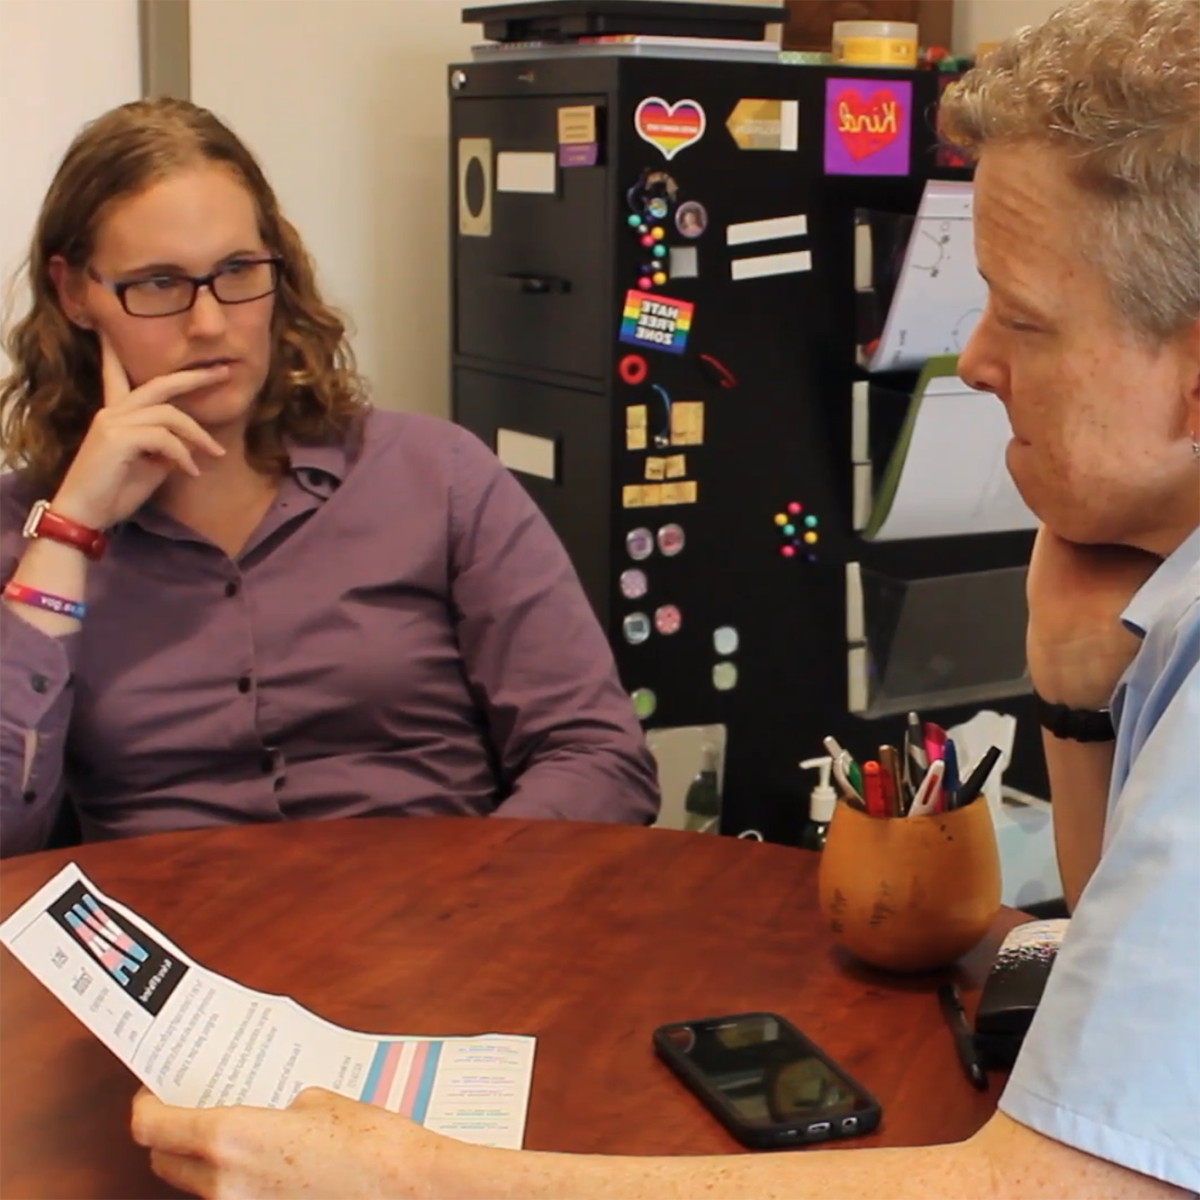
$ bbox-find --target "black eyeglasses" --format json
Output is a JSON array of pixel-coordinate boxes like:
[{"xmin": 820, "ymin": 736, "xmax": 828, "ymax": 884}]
[{"xmin": 87, "ymin": 256, "xmax": 283, "ymax": 318}]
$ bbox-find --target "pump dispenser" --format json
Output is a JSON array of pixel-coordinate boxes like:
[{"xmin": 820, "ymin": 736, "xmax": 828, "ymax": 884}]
[{"xmin": 799, "ymin": 755, "xmax": 837, "ymax": 850}]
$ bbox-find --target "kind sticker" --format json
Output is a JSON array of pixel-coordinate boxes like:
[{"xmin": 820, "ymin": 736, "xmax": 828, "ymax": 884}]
[{"xmin": 824, "ymin": 78, "xmax": 912, "ymax": 176}]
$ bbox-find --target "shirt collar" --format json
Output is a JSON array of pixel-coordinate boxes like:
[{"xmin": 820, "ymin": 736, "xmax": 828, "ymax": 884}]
[
  {"xmin": 285, "ymin": 436, "xmax": 349, "ymax": 499},
  {"xmin": 1121, "ymin": 524, "xmax": 1200, "ymax": 638}
]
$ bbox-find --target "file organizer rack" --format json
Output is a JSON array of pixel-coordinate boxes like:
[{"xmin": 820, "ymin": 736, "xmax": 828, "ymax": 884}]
[{"xmin": 448, "ymin": 46, "xmax": 1046, "ymax": 843}]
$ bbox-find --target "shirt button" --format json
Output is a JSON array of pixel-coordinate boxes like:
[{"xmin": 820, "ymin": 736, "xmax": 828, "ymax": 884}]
[
  {"xmin": 237, "ymin": 676, "xmax": 252, "ymax": 694},
  {"xmin": 30, "ymin": 674, "xmax": 48, "ymax": 694},
  {"xmin": 21, "ymin": 789, "xmax": 36, "ymax": 805},
  {"xmin": 224, "ymin": 581, "xmax": 239, "ymax": 598}
]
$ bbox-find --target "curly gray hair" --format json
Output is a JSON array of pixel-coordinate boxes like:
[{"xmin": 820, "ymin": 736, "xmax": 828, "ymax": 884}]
[{"xmin": 939, "ymin": 0, "xmax": 1200, "ymax": 341}]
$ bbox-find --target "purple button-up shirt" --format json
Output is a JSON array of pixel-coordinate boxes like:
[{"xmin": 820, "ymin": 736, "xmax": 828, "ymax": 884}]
[{"xmin": 0, "ymin": 410, "xmax": 659, "ymax": 854}]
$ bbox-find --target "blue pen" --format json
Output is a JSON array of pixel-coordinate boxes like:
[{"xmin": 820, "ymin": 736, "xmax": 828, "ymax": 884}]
[{"xmin": 941, "ymin": 738, "xmax": 960, "ymax": 809}]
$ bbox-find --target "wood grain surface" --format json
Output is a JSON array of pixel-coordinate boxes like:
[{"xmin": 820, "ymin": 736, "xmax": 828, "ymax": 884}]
[{"xmin": 0, "ymin": 818, "xmax": 1028, "ymax": 1199}]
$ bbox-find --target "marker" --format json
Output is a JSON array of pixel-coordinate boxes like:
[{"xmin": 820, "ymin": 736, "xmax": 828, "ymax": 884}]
[
  {"xmin": 906, "ymin": 759, "xmax": 945, "ymax": 817},
  {"xmin": 937, "ymin": 983, "xmax": 987, "ymax": 1091},
  {"xmin": 922, "ymin": 722, "xmax": 946, "ymax": 767},
  {"xmin": 861, "ymin": 761, "xmax": 885, "ymax": 817},
  {"xmin": 956, "ymin": 746, "xmax": 1002, "ymax": 808}
]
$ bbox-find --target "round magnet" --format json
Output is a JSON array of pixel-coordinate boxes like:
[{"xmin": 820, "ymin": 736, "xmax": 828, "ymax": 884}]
[
  {"xmin": 804, "ymin": 514, "xmax": 818, "ymax": 528},
  {"xmin": 627, "ymin": 214, "xmax": 642, "ymax": 228},
  {"xmin": 773, "ymin": 513, "xmax": 787, "ymax": 527},
  {"xmin": 619, "ymin": 568, "xmax": 648, "ymax": 600},
  {"xmin": 618, "ymin": 354, "xmax": 648, "ymax": 386},
  {"xmin": 712, "ymin": 662, "xmax": 738, "ymax": 691},
  {"xmin": 647, "ymin": 196, "xmax": 669, "ymax": 219},
  {"xmin": 676, "ymin": 200, "xmax": 708, "ymax": 239},
  {"xmin": 637, "ymin": 276, "xmax": 653, "ymax": 290},
  {"xmin": 787, "ymin": 501, "xmax": 802, "ymax": 514},
  {"xmin": 656, "ymin": 523, "xmax": 685, "ymax": 556},
  {"xmin": 652, "ymin": 244, "xmax": 667, "ymax": 259},
  {"xmin": 631, "ymin": 687, "xmax": 657, "ymax": 720},
  {"xmin": 803, "ymin": 531, "xmax": 818, "ymax": 545},
  {"xmin": 654, "ymin": 604, "xmax": 682, "ymax": 636},
  {"xmin": 652, "ymin": 271, "xmax": 667, "ymax": 286},
  {"xmin": 780, "ymin": 545, "xmax": 796, "ymax": 558},
  {"xmin": 625, "ymin": 527, "xmax": 655, "ymax": 561},
  {"xmin": 713, "ymin": 626, "xmax": 739, "ymax": 656},
  {"xmin": 640, "ymin": 234, "xmax": 654, "ymax": 248},
  {"xmin": 623, "ymin": 612, "xmax": 652, "ymax": 645},
  {"xmin": 651, "ymin": 226, "xmax": 665, "ymax": 241},
  {"xmin": 782, "ymin": 523, "xmax": 796, "ymax": 536}
]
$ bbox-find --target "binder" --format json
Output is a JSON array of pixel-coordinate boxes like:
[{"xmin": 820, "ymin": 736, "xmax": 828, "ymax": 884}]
[{"xmin": 853, "ymin": 356, "xmax": 1037, "ymax": 542}]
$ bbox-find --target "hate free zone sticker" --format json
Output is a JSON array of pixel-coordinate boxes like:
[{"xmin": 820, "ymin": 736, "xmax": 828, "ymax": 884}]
[{"xmin": 619, "ymin": 290, "xmax": 693, "ymax": 354}]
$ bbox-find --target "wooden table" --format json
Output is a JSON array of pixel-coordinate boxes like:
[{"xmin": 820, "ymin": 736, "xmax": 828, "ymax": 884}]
[{"xmin": 0, "ymin": 818, "xmax": 1027, "ymax": 1199}]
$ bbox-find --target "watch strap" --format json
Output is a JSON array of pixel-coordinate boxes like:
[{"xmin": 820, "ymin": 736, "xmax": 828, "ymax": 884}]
[
  {"xmin": 23, "ymin": 500, "xmax": 108, "ymax": 561},
  {"xmin": 1033, "ymin": 689, "xmax": 1115, "ymax": 743}
]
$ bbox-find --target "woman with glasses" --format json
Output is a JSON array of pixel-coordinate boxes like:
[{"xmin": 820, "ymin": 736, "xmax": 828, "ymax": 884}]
[{"xmin": 0, "ymin": 98, "xmax": 659, "ymax": 855}]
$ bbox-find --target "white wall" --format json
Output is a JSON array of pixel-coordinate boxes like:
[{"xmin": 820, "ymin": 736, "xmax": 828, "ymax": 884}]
[
  {"xmin": 0, "ymin": 0, "xmax": 141, "ymax": 372},
  {"xmin": 953, "ymin": 0, "xmax": 1061, "ymax": 54},
  {"xmin": 191, "ymin": 0, "xmax": 475, "ymax": 417}
]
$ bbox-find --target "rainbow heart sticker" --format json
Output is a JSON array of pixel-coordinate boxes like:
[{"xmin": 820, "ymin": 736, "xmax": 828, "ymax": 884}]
[{"xmin": 634, "ymin": 97, "xmax": 706, "ymax": 162}]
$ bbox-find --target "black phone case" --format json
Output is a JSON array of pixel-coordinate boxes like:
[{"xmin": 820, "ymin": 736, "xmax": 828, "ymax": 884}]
[{"xmin": 652, "ymin": 1012, "xmax": 882, "ymax": 1150}]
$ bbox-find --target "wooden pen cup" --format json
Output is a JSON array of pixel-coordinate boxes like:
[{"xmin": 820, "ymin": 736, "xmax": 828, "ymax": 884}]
[{"xmin": 817, "ymin": 797, "xmax": 1001, "ymax": 973}]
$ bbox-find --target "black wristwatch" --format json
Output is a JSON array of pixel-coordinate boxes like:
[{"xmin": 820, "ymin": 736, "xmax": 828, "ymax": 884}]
[{"xmin": 1033, "ymin": 690, "xmax": 1116, "ymax": 743}]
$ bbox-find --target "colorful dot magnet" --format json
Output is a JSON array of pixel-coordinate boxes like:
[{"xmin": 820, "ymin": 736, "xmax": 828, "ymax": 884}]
[
  {"xmin": 654, "ymin": 604, "xmax": 682, "ymax": 636},
  {"xmin": 625, "ymin": 527, "xmax": 654, "ymax": 561},
  {"xmin": 787, "ymin": 501, "xmax": 802, "ymax": 515},
  {"xmin": 637, "ymin": 276, "xmax": 652, "ymax": 290},
  {"xmin": 782, "ymin": 523, "xmax": 796, "ymax": 536},
  {"xmin": 712, "ymin": 662, "xmax": 738, "ymax": 691},
  {"xmin": 651, "ymin": 226, "xmax": 665, "ymax": 241},
  {"xmin": 640, "ymin": 235, "xmax": 654, "ymax": 248},
  {"xmin": 631, "ymin": 687, "xmax": 657, "ymax": 720},
  {"xmin": 804, "ymin": 515, "xmax": 818, "ymax": 528},
  {"xmin": 627, "ymin": 214, "xmax": 641, "ymax": 228},
  {"xmin": 657, "ymin": 523, "xmax": 685, "ymax": 556},
  {"xmin": 652, "ymin": 244, "xmax": 667, "ymax": 259},
  {"xmin": 780, "ymin": 545, "xmax": 796, "ymax": 558},
  {"xmin": 652, "ymin": 271, "xmax": 667, "ymax": 286},
  {"xmin": 773, "ymin": 513, "xmax": 788, "ymax": 527},
  {"xmin": 618, "ymin": 354, "xmax": 648, "ymax": 386},
  {"xmin": 713, "ymin": 626, "xmax": 739, "ymax": 656},
  {"xmin": 803, "ymin": 531, "xmax": 818, "ymax": 545},
  {"xmin": 623, "ymin": 613, "xmax": 652, "ymax": 645},
  {"xmin": 620, "ymin": 568, "xmax": 648, "ymax": 600}
]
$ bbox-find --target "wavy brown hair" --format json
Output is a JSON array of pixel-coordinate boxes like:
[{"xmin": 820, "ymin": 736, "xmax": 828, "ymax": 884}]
[{"xmin": 1, "ymin": 97, "xmax": 367, "ymax": 490}]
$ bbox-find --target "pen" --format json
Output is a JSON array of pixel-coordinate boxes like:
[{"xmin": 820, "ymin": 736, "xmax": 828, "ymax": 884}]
[
  {"xmin": 879, "ymin": 745, "xmax": 903, "ymax": 816},
  {"xmin": 922, "ymin": 722, "xmax": 946, "ymax": 767},
  {"xmin": 956, "ymin": 745, "xmax": 1002, "ymax": 808},
  {"xmin": 941, "ymin": 738, "xmax": 960, "ymax": 810},
  {"xmin": 904, "ymin": 711, "xmax": 926, "ymax": 787},
  {"xmin": 861, "ymin": 760, "xmax": 885, "ymax": 817},
  {"xmin": 937, "ymin": 982, "xmax": 987, "ymax": 1091},
  {"xmin": 906, "ymin": 759, "xmax": 945, "ymax": 817}
]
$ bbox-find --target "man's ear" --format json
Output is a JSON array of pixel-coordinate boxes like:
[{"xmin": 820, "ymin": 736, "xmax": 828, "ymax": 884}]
[{"xmin": 47, "ymin": 256, "xmax": 92, "ymax": 329}]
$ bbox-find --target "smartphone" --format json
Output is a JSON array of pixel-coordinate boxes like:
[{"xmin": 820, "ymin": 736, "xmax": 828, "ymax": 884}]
[{"xmin": 653, "ymin": 1012, "xmax": 882, "ymax": 1149}]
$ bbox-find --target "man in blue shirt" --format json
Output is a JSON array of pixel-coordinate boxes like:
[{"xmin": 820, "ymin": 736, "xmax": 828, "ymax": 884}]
[{"xmin": 132, "ymin": 0, "xmax": 1199, "ymax": 1195}]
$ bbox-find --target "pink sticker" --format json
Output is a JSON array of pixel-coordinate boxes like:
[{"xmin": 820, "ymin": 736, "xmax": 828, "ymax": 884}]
[
  {"xmin": 654, "ymin": 604, "xmax": 682, "ymax": 636},
  {"xmin": 634, "ymin": 97, "xmax": 706, "ymax": 162},
  {"xmin": 823, "ymin": 78, "xmax": 912, "ymax": 176}
]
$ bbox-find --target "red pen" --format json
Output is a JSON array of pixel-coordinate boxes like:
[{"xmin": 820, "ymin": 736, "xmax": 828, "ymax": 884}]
[{"xmin": 861, "ymin": 761, "xmax": 886, "ymax": 817}]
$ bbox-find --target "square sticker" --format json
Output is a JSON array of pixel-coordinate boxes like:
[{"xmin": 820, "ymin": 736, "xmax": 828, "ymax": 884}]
[
  {"xmin": 619, "ymin": 290, "xmax": 693, "ymax": 355},
  {"xmin": 824, "ymin": 78, "xmax": 912, "ymax": 176}
]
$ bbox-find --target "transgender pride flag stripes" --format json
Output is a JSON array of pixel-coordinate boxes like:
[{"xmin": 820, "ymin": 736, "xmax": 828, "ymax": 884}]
[{"xmin": 360, "ymin": 1040, "xmax": 443, "ymax": 1119}]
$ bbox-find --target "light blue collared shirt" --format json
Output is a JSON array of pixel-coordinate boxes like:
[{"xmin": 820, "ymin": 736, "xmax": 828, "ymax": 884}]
[{"xmin": 998, "ymin": 525, "xmax": 1200, "ymax": 1191}]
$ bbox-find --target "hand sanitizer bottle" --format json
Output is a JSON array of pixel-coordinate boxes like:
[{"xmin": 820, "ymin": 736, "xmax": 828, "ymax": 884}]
[{"xmin": 799, "ymin": 756, "xmax": 837, "ymax": 851}]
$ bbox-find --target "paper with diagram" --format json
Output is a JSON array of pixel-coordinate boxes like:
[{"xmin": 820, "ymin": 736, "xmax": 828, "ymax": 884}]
[
  {"xmin": 859, "ymin": 356, "xmax": 1037, "ymax": 542},
  {"xmin": 866, "ymin": 181, "xmax": 986, "ymax": 373},
  {"xmin": 0, "ymin": 863, "xmax": 535, "ymax": 1148}
]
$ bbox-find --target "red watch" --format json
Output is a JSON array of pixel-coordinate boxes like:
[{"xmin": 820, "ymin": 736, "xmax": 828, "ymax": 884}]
[{"xmin": 23, "ymin": 500, "xmax": 108, "ymax": 561}]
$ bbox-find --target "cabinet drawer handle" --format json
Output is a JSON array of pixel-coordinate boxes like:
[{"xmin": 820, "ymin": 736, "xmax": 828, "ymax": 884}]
[{"xmin": 496, "ymin": 273, "xmax": 570, "ymax": 295}]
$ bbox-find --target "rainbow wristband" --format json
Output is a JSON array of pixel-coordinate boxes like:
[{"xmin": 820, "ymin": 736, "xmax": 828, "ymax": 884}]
[{"xmin": 2, "ymin": 581, "xmax": 86, "ymax": 621}]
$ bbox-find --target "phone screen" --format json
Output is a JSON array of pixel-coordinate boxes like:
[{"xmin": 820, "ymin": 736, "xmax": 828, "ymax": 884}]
[{"xmin": 660, "ymin": 1014, "xmax": 871, "ymax": 1128}]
